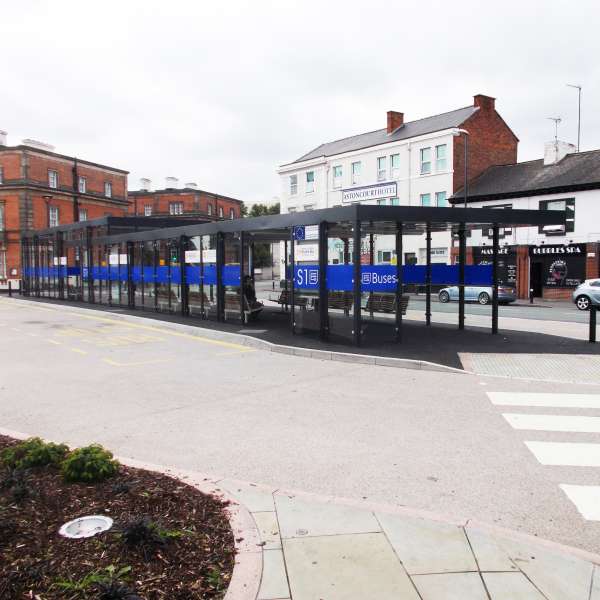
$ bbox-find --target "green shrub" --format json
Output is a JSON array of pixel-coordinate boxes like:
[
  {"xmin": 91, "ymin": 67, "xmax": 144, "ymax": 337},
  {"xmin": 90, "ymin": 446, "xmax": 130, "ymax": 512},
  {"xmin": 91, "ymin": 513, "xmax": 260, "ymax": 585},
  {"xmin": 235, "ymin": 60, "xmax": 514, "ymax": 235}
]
[
  {"xmin": 61, "ymin": 444, "xmax": 119, "ymax": 483},
  {"xmin": 0, "ymin": 437, "xmax": 68, "ymax": 469}
]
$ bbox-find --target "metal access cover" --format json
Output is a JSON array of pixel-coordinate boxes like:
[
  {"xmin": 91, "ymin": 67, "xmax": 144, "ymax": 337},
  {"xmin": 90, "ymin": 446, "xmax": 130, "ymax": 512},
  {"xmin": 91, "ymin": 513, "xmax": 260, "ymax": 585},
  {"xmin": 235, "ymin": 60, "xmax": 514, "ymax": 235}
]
[{"xmin": 59, "ymin": 515, "xmax": 113, "ymax": 539}]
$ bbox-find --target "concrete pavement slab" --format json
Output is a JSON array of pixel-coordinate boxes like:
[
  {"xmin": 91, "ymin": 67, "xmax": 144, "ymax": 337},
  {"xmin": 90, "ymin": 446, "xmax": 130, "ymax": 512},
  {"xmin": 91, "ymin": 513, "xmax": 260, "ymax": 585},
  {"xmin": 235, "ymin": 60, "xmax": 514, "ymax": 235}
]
[
  {"xmin": 411, "ymin": 572, "xmax": 488, "ymax": 600},
  {"xmin": 252, "ymin": 511, "xmax": 282, "ymax": 550},
  {"xmin": 482, "ymin": 572, "xmax": 546, "ymax": 599},
  {"xmin": 257, "ymin": 549, "xmax": 290, "ymax": 600},
  {"xmin": 377, "ymin": 513, "xmax": 478, "ymax": 574},
  {"xmin": 493, "ymin": 537, "xmax": 594, "ymax": 600},
  {"xmin": 274, "ymin": 493, "xmax": 381, "ymax": 539},
  {"xmin": 218, "ymin": 479, "xmax": 276, "ymax": 513},
  {"xmin": 465, "ymin": 527, "xmax": 519, "ymax": 572},
  {"xmin": 283, "ymin": 532, "xmax": 420, "ymax": 600}
]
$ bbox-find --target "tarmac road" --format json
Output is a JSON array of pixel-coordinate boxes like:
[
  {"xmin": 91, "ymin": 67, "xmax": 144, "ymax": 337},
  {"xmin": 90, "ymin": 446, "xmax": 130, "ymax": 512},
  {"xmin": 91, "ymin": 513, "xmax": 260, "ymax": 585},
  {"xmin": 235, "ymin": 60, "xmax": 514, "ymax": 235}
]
[{"xmin": 1, "ymin": 296, "xmax": 599, "ymax": 556}]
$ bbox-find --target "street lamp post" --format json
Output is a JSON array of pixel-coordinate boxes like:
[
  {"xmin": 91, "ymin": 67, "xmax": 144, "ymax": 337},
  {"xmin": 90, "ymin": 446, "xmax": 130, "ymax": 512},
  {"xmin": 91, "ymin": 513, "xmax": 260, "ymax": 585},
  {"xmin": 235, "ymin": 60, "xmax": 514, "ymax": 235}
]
[{"xmin": 566, "ymin": 84, "xmax": 582, "ymax": 152}]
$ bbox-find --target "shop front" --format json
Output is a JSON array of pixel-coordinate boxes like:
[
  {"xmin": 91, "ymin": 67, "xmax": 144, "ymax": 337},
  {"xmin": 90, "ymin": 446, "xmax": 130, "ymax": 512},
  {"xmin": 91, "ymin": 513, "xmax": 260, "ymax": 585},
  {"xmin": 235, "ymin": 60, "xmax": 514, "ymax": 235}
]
[
  {"xmin": 529, "ymin": 243, "xmax": 587, "ymax": 300},
  {"xmin": 473, "ymin": 246, "xmax": 517, "ymax": 288}
]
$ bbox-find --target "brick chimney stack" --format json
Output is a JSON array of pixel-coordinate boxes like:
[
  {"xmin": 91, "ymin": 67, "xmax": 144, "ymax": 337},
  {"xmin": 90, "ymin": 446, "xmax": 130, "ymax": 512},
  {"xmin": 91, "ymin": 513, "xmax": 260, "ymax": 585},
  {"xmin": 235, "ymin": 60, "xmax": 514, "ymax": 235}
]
[
  {"xmin": 473, "ymin": 94, "xmax": 496, "ymax": 111},
  {"xmin": 387, "ymin": 111, "xmax": 404, "ymax": 133}
]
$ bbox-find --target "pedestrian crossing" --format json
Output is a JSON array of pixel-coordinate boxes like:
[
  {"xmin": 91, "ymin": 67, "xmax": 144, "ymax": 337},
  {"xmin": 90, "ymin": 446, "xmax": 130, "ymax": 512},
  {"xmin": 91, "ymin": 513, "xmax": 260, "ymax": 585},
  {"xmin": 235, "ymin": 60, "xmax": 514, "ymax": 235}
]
[{"xmin": 487, "ymin": 391, "xmax": 600, "ymax": 522}]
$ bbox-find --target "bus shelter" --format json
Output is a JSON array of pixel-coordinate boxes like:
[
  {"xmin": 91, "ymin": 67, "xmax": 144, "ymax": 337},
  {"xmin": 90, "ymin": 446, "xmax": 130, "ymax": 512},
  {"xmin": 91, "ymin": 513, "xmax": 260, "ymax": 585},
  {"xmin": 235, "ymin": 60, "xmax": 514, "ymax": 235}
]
[{"xmin": 21, "ymin": 205, "xmax": 566, "ymax": 347}]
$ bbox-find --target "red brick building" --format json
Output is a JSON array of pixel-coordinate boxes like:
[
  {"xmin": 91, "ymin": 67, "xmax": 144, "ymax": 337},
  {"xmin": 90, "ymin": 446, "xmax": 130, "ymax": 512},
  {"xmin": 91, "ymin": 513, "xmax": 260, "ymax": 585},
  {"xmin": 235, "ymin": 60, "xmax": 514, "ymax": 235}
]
[
  {"xmin": 0, "ymin": 133, "xmax": 129, "ymax": 285},
  {"xmin": 128, "ymin": 177, "xmax": 244, "ymax": 221}
]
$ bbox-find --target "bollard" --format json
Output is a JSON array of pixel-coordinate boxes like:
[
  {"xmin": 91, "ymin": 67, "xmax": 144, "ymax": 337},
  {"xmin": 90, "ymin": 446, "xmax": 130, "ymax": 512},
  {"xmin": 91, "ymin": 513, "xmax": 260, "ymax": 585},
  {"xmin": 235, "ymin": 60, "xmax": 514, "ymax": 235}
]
[
  {"xmin": 8, "ymin": 280, "xmax": 11, "ymax": 298},
  {"xmin": 529, "ymin": 288, "xmax": 534, "ymax": 304},
  {"xmin": 591, "ymin": 306, "xmax": 597, "ymax": 344}
]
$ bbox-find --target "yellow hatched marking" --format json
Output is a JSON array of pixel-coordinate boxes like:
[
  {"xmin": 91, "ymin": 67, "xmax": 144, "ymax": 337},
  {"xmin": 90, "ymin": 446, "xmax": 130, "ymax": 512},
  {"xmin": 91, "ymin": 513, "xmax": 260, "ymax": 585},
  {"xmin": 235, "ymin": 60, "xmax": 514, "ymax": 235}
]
[
  {"xmin": 70, "ymin": 348, "xmax": 87, "ymax": 355},
  {"xmin": 102, "ymin": 358, "xmax": 171, "ymax": 368},
  {"xmin": 46, "ymin": 339, "xmax": 61, "ymax": 345}
]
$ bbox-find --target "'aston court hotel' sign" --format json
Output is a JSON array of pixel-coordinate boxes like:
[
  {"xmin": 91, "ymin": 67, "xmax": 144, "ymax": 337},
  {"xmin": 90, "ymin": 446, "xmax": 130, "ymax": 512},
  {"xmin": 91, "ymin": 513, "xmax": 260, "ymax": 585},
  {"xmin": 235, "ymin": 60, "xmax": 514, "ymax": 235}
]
[{"xmin": 342, "ymin": 182, "xmax": 397, "ymax": 203}]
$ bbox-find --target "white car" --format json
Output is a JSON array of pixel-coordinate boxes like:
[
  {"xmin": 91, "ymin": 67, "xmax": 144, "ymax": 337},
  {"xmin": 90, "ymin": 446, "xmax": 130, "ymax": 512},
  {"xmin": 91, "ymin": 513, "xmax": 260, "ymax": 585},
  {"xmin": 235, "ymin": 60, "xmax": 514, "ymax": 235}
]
[{"xmin": 572, "ymin": 279, "xmax": 600, "ymax": 310}]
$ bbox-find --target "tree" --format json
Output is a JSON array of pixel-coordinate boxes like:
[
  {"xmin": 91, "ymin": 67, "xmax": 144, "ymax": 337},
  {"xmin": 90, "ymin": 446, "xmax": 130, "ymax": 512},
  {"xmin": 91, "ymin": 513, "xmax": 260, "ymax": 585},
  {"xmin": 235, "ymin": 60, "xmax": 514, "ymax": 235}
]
[
  {"xmin": 248, "ymin": 202, "xmax": 280, "ymax": 217},
  {"xmin": 245, "ymin": 202, "xmax": 280, "ymax": 267}
]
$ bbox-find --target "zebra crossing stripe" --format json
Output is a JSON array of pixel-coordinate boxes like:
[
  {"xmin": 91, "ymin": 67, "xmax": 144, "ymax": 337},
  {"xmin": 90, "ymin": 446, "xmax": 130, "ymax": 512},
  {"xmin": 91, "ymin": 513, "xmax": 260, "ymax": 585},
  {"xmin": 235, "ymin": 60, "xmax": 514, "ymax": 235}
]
[
  {"xmin": 560, "ymin": 485, "xmax": 600, "ymax": 521},
  {"xmin": 488, "ymin": 392, "xmax": 600, "ymax": 409},
  {"xmin": 503, "ymin": 413, "xmax": 600, "ymax": 433},
  {"xmin": 525, "ymin": 441, "xmax": 600, "ymax": 467}
]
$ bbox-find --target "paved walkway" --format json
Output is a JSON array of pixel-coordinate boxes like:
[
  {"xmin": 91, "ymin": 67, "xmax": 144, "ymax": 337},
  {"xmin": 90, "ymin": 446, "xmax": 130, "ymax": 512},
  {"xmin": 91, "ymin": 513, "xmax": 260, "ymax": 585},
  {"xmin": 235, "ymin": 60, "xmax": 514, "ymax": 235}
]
[{"xmin": 217, "ymin": 478, "xmax": 600, "ymax": 600}]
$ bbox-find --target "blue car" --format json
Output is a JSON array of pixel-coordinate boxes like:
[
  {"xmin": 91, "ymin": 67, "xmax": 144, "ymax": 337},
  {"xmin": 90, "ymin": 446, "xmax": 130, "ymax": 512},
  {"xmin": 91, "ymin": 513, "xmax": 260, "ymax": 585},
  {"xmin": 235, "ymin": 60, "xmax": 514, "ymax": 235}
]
[{"xmin": 438, "ymin": 285, "xmax": 516, "ymax": 305}]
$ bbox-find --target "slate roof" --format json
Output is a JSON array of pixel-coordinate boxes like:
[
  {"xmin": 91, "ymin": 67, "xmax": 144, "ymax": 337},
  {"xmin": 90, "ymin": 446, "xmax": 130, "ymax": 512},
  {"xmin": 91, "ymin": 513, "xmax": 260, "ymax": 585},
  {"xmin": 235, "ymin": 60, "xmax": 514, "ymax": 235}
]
[
  {"xmin": 451, "ymin": 149, "xmax": 600, "ymax": 203},
  {"xmin": 287, "ymin": 105, "xmax": 478, "ymax": 165}
]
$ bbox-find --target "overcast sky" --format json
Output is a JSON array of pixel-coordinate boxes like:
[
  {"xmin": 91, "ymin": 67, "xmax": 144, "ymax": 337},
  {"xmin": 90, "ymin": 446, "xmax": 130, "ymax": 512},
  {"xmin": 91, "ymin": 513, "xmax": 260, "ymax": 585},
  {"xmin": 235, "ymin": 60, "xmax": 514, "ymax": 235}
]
[{"xmin": 2, "ymin": 1, "xmax": 599, "ymax": 205}]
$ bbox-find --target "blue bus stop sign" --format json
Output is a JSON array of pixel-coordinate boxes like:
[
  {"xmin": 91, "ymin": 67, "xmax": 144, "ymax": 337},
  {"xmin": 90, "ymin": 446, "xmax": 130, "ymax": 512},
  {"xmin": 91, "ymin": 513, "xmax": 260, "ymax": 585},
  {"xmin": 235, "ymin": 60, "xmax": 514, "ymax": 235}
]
[{"xmin": 292, "ymin": 226, "xmax": 305, "ymax": 241}]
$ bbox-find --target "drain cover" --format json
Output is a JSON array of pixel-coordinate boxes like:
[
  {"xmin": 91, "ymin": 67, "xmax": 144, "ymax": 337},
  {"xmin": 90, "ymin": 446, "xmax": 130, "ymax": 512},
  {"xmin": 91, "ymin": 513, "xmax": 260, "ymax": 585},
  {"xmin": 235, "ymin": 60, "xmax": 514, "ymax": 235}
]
[{"xmin": 59, "ymin": 515, "xmax": 113, "ymax": 539}]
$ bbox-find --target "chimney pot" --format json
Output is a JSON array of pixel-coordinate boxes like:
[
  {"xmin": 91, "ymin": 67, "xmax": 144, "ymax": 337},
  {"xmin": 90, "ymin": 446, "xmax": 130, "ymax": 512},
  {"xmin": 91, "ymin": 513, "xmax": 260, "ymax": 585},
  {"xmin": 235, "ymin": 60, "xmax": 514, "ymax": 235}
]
[
  {"xmin": 140, "ymin": 177, "xmax": 151, "ymax": 191},
  {"xmin": 165, "ymin": 176, "xmax": 179, "ymax": 189},
  {"xmin": 544, "ymin": 140, "xmax": 576, "ymax": 166},
  {"xmin": 0, "ymin": 130, "xmax": 7, "ymax": 146},
  {"xmin": 21, "ymin": 138, "xmax": 55, "ymax": 152},
  {"xmin": 387, "ymin": 111, "xmax": 404, "ymax": 134},
  {"xmin": 185, "ymin": 182, "xmax": 198, "ymax": 190},
  {"xmin": 473, "ymin": 94, "xmax": 496, "ymax": 111}
]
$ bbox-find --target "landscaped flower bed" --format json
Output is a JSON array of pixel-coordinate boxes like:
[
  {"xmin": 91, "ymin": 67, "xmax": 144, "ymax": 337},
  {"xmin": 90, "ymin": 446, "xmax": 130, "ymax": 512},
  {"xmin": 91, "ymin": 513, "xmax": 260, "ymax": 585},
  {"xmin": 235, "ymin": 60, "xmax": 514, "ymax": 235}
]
[{"xmin": 0, "ymin": 435, "xmax": 235, "ymax": 599}]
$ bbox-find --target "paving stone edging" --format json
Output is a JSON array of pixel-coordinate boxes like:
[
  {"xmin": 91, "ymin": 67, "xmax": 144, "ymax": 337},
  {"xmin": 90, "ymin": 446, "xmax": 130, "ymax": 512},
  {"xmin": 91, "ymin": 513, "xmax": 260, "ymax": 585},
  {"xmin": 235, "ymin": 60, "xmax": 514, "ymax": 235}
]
[
  {"xmin": 5, "ymin": 297, "xmax": 466, "ymax": 375},
  {"xmin": 0, "ymin": 427, "xmax": 262, "ymax": 600}
]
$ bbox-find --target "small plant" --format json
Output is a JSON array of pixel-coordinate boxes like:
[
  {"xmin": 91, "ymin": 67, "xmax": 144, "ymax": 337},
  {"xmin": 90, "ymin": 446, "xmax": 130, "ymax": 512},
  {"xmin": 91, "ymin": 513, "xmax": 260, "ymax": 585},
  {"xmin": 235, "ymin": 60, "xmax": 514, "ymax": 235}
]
[
  {"xmin": 61, "ymin": 444, "xmax": 119, "ymax": 483},
  {"xmin": 119, "ymin": 515, "xmax": 166, "ymax": 559},
  {"xmin": 96, "ymin": 580, "xmax": 142, "ymax": 600},
  {"xmin": 1, "ymin": 468, "xmax": 33, "ymax": 503},
  {"xmin": 111, "ymin": 481, "xmax": 131, "ymax": 495},
  {"xmin": 53, "ymin": 565, "xmax": 132, "ymax": 594},
  {"xmin": 1, "ymin": 437, "xmax": 68, "ymax": 470}
]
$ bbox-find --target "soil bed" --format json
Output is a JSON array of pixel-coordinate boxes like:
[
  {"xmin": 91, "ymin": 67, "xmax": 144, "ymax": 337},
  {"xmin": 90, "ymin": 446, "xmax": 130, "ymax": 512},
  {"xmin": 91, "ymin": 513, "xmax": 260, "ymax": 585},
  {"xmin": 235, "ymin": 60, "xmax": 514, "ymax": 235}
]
[{"xmin": 0, "ymin": 435, "xmax": 235, "ymax": 599}]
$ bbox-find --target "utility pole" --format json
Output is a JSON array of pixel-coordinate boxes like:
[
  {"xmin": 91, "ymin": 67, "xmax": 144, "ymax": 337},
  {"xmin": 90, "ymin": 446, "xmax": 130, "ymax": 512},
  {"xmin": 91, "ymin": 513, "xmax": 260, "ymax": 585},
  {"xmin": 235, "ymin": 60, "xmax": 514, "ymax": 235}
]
[{"xmin": 566, "ymin": 84, "xmax": 582, "ymax": 152}]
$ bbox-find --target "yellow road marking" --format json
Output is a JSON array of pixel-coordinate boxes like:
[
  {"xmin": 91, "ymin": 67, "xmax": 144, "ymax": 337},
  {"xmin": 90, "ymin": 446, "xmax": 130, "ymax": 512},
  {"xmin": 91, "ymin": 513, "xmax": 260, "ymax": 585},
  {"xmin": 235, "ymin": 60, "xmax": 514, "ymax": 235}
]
[
  {"xmin": 46, "ymin": 339, "xmax": 61, "ymax": 345},
  {"xmin": 70, "ymin": 348, "xmax": 87, "ymax": 355},
  {"xmin": 102, "ymin": 357, "xmax": 171, "ymax": 367},
  {"xmin": 11, "ymin": 302, "xmax": 248, "ymax": 351}
]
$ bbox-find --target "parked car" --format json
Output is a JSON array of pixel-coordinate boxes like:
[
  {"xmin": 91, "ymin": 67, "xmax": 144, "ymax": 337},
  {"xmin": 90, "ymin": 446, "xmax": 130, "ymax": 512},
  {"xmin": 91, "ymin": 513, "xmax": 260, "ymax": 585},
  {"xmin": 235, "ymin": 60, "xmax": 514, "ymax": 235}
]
[
  {"xmin": 572, "ymin": 279, "xmax": 600, "ymax": 310},
  {"xmin": 438, "ymin": 285, "xmax": 517, "ymax": 305}
]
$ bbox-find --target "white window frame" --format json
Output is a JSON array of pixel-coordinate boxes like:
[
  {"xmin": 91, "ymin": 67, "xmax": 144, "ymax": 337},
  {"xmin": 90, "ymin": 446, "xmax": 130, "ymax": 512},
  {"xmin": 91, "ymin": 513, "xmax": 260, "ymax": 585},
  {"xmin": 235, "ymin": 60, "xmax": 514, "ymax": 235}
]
[
  {"xmin": 207, "ymin": 204, "xmax": 213, "ymax": 216},
  {"xmin": 0, "ymin": 203, "xmax": 4, "ymax": 231},
  {"xmin": 169, "ymin": 202, "xmax": 184, "ymax": 215},
  {"xmin": 289, "ymin": 174, "xmax": 298, "ymax": 196},
  {"xmin": 48, "ymin": 169, "xmax": 58, "ymax": 189},
  {"xmin": 144, "ymin": 204, "xmax": 153, "ymax": 216},
  {"xmin": 104, "ymin": 181, "xmax": 112, "ymax": 198},
  {"xmin": 420, "ymin": 148, "xmax": 431, "ymax": 175},
  {"xmin": 390, "ymin": 197, "xmax": 400, "ymax": 206},
  {"xmin": 332, "ymin": 165, "xmax": 342, "ymax": 189},
  {"xmin": 377, "ymin": 156, "xmax": 387, "ymax": 181},
  {"xmin": 49, "ymin": 206, "xmax": 59, "ymax": 227},
  {"xmin": 78, "ymin": 208, "xmax": 88, "ymax": 221},
  {"xmin": 390, "ymin": 154, "xmax": 400, "ymax": 179},
  {"xmin": 420, "ymin": 193, "xmax": 431, "ymax": 207},
  {"xmin": 435, "ymin": 191, "xmax": 447, "ymax": 207},
  {"xmin": 0, "ymin": 249, "xmax": 6, "ymax": 279},
  {"xmin": 435, "ymin": 144, "xmax": 447, "ymax": 171},
  {"xmin": 78, "ymin": 176, "xmax": 86, "ymax": 194},
  {"xmin": 306, "ymin": 171, "xmax": 315, "ymax": 193},
  {"xmin": 351, "ymin": 161, "xmax": 361, "ymax": 185},
  {"xmin": 219, "ymin": 206, "xmax": 224, "ymax": 218},
  {"xmin": 0, "ymin": 166, "xmax": 4, "ymax": 184},
  {"xmin": 288, "ymin": 207, "xmax": 297, "ymax": 213},
  {"xmin": 229, "ymin": 208, "xmax": 235, "ymax": 219}
]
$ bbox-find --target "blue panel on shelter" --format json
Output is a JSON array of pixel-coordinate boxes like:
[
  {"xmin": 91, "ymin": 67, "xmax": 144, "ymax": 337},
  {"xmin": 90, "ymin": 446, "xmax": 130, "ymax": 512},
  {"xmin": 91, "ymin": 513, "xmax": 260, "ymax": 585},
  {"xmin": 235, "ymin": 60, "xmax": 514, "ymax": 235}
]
[
  {"xmin": 222, "ymin": 265, "xmax": 241, "ymax": 286},
  {"xmin": 66, "ymin": 267, "xmax": 80, "ymax": 276},
  {"xmin": 327, "ymin": 264, "xmax": 353, "ymax": 291},
  {"xmin": 404, "ymin": 265, "xmax": 426, "ymax": 284},
  {"xmin": 294, "ymin": 264, "xmax": 320, "ymax": 289},
  {"xmin": 465, "ymin": 265, "xmax": 493, "ymax": 285},
  {"xmin": 142, "ymin": 266, "xmax": 155, "ymax": 282},
  {"xmin": 203, "ymin": 264, "xmax": 217, "ymax": 285},
  {"xmin": 186, "ymin": 266, "xmax": 201, "ymax": 284},
  {"xmin": 156, "ymin": 266, "xmax": 170, "ymax": 283},
  {"xmin": 131, "ymin": 267, "xmax": 142, "ymax": 283},
  {"xmin": 431, "ymin": 264, "xmax": 458, "ymax": 285},
  {"xmin": 171, "ymin": 266, "xmax": 181, "ymax": 282}
]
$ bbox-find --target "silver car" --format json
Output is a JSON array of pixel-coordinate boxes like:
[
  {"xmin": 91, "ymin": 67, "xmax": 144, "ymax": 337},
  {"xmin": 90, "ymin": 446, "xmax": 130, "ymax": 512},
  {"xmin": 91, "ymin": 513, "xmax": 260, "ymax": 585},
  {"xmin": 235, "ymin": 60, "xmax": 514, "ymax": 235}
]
[
  {"xmin": 438, "ymin": 285, "xmax": 517, "ymax": 305},
  {"xmin": 572, "ymin": 279, "xmax": 600, "ymax": 310}
]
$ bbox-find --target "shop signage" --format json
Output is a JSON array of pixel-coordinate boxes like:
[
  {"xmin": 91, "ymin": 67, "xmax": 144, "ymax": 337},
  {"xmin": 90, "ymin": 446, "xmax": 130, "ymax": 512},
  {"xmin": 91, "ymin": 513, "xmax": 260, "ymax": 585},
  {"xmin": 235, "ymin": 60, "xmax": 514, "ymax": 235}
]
[
  {"xmin": 342, "ymin": 182, "xmax": 397, "ymax": 203},
  {"xmin": 295, "ymin": 244, "xmax": 319, "ymax": 261},
  {"xmin": 529, "ymin": 244, "xmax": 586, "ymax": 288},
  {"xmin": 202, "ymin": 249, "xmax": 216, "ymax": 263},
  {"xmin": 109, "ymin": 255, "xmax": 119, "ymax": 265},
  {"xmin": 119, "ymin": 254, "xmax": 128, "ymax": 265},
  {"xmin": 472, "ymin": 246, "xmax": 517, "ymax": 286}
]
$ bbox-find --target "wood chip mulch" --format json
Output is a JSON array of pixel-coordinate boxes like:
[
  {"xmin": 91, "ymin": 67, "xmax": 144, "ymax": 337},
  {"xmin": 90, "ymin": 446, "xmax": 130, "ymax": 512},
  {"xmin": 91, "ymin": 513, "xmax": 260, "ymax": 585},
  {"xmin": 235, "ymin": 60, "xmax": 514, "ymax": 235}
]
[{"xmin": 0, "ymin": 435, "xmax": 236, "ymax": 599}]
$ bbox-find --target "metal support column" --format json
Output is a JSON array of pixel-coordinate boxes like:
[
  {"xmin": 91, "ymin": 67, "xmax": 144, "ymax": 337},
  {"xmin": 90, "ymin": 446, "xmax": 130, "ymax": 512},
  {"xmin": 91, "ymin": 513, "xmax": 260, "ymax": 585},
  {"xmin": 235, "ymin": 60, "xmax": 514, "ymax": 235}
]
[
  {"xmin": 289, "ymin": 229, "xmax": 295, "ymax": 334},
  {"xmin": 353, "ymin": 220, "xmax": 362, "ymax": 346},
  {"xmin": 86, "ymin": 226, "xmax": 94, "ymax": 303},
  {"xmin": 153, "ymin": 241, "xmax": 159, "ymax": 312},
  {"xmin": 492, "ymin": 223, "xmax": 499, "ymax": 334},
  {"xmin": 127, "ymin": 241, "xmax": 135, "ymax": 309},
  {"xmin": 458, "ymin": 223, "xmax": 466, "ymax": 330},
  {"xmin": 395, "ymin": 222, "xmax": 403, "ymax": 342},
  {"xmin": 216, "ymin": 232, "xmax": 225, "ymax": 322},
  {"xmin": 425, "ymin": 223, "xmax": 432, "ymax": 326},
  {"xmin": 369, "ymin": 232, "xmax": 374, "ymax": 318},
  {"xmin": 179, "ymin": 235, "xmax": 188, "ymax": 316},
  {"xmin": 590, "ymin": 307, "xmax": 597, "ymax": 343},
  {"xmin": 240, "ymin": 232, "xmax": 246, "ymax": 324},
  {"xmin": 33, "ymin": 236, "xmax": 40, "ymax": 297},
  {"xmin": 284, "ymin": 240, "xmax": 289, "ymax": 312},
  {"xmin": 56, "ymin": 232, "xmax": 64, "ymax": 300},
  {"xmin": 318, "ymin": 221, "xmax": 329, "ymax": 341}
]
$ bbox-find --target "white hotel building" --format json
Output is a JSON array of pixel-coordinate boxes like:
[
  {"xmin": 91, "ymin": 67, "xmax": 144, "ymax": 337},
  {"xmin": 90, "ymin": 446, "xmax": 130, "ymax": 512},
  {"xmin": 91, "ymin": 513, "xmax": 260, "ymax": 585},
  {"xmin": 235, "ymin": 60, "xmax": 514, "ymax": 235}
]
[{"xmin": 277, "ymin": 94, "xmax": 518, "ymax": 266}]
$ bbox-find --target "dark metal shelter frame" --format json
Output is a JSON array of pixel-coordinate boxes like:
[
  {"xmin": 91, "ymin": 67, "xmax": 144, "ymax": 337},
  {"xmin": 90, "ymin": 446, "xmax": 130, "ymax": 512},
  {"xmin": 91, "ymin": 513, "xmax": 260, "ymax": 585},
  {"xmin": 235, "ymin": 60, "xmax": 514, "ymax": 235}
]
[{"xmin": 21, "ymin": 206, "xmax": 565, "ymax": 346}]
